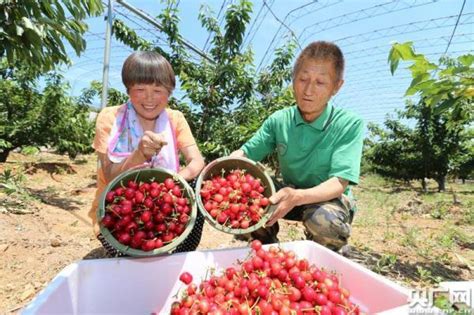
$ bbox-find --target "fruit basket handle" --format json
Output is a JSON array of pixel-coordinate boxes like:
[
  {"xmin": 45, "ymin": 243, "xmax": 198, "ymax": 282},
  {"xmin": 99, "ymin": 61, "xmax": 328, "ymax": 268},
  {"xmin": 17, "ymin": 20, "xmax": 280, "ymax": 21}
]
[
  {"xmin": 255, "ymin": 161, "xmax": 267, "ymax": 173},
  {"xmin": 204, "ymin": 157, "xmax": 223, "ymax": 170}
]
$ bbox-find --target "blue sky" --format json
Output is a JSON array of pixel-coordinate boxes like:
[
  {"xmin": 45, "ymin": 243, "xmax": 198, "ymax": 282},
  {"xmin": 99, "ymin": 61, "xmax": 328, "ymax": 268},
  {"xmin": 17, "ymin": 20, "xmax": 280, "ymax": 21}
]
[{"xmin": 64, "ymin": 0, "xmax": 473, "ymax": 125}]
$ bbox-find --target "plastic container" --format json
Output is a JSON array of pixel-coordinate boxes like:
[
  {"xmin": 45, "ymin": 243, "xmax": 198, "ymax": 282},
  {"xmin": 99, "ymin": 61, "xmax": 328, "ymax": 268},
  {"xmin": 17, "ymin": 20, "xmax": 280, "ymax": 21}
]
[
  {"xmin": 98, "ymin": 167, "xmax": 197, "ymax": 257},
  {"xmin": 22, "ymin": 240, "xmax": 411, "ymax": 314},
  {"xmin": 195, "ymin": 157, "xmax": 277, "ymax": 235}
]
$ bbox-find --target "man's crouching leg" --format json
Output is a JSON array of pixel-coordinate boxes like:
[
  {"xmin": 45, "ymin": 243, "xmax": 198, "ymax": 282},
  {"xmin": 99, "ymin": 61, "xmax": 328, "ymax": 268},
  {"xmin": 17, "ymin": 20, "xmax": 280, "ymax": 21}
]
[
  {"xmin": 301, "ymin": 195, "xmax": 354, "ymax": 251},
  {"xmin": 249, "ymin": 222, "xmax": 280, "ymax": 244},
  {"xmin": 233, "ymin": 222, "xmax": 280, "ymax": 244}
]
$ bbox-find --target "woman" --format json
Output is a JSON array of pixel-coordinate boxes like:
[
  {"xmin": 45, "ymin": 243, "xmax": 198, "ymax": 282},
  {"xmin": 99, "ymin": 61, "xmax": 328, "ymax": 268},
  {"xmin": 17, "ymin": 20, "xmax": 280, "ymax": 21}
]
[{"xmin": 89, "ymin": 51, "xmax": 205, "ymax": 255}]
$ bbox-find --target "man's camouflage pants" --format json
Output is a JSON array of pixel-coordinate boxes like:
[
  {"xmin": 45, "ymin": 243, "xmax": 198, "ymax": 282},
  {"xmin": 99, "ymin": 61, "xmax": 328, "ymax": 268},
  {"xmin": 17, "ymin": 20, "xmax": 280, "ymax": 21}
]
[{"xmin": 251, "ymin": 193, "xmax": 355, "ymax": 251}]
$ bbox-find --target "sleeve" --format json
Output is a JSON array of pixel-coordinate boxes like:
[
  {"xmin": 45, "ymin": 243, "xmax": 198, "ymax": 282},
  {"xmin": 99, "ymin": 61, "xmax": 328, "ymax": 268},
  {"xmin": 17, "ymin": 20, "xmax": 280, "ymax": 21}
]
[
  {"xmin": 329, "ymin": 118, "xmax": 365, "ymax": 185},
  {"xmin": 174, "ymin": 111, "xmax": 197, "ymax": 149},
  {"xmin": 92, "ymin": 108, "xmax": 115, "ymax": 154},
  {"xmin": 240, "ymin": 115, "xmax": 277, "ymax": 162}
]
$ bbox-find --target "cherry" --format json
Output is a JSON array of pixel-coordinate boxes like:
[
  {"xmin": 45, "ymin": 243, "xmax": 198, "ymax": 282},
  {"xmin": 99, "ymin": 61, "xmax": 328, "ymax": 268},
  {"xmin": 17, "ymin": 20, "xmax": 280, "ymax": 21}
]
[
  {"xmin": 179, "ymin": 272, "xmax": 193, "ymax": 285},
  {"xmin": 166, "ymin": 240, "xmax": 362, "ymax": 315},
  {"xmin": 102, "ymin": 177, "xmax": 193, "ymax": 251}
]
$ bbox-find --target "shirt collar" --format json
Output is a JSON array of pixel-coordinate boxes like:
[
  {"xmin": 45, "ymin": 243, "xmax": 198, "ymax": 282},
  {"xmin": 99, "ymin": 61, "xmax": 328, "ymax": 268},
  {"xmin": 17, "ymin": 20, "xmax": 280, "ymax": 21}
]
[{"xmin": 294, "ymin": 103, "xmax": 333, "ymax": 131}]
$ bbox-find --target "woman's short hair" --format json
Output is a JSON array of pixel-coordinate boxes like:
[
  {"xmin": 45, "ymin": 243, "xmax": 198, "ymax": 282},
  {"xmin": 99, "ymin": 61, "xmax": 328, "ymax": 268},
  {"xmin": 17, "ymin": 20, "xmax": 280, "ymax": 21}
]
[
  {"xmin": 122, "ymin": 51, "xmax": 176, "ymax": 93},
  {"xmin": 293, "ymin": 41, "xmax": 345, "ymax": 82}
]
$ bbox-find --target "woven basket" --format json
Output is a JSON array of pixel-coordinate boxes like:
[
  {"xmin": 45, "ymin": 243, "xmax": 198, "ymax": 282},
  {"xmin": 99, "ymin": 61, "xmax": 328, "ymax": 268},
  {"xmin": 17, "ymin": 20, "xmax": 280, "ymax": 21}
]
[
  {"xmin": 195, "ymin": 157, "xmax": 276, "ymax": 235},
  {"xmin": 97, "ymin": 167, "xmax": 196, "ymax": 257}
]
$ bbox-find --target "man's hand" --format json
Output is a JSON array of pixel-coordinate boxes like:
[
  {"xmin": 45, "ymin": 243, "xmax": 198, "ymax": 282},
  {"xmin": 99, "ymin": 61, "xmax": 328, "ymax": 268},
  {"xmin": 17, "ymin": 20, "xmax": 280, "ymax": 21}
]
[
  {"xmin": 229, "ymin": 149, "xmax": 246, "ymax": 158},
  {"xmin": 138, "ymin": 131, "xmax": 168, "ymax": 160},
  {"xmin": 266, "ymin": 187, "xmax": 301, "ymax": 226}
]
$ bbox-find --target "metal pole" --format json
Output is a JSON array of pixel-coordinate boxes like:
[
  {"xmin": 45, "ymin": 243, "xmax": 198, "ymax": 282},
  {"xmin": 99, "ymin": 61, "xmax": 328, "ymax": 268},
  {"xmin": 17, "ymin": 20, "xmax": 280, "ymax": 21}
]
[
  {"xmin": 116, "ymin": 0, "xmax": 213, "ymax": 63},
  {"xmin": 100, "ymin": 0, "xmax": 114, "ymax": 110}
]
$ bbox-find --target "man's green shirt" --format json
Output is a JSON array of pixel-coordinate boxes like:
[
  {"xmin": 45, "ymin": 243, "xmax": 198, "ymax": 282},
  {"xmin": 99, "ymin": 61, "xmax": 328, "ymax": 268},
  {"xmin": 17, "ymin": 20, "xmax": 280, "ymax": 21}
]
[{"xmin": 241, "ymin": 104, "xmax": 364, "ymax": 191}]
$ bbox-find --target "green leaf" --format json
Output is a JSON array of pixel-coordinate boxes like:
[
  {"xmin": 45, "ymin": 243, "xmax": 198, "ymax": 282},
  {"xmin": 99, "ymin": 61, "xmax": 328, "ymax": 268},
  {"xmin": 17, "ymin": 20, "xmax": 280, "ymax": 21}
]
[
  {"xmin": 40, "ymin": 2, "xmax": 55, "ymax": 18},
  {"xmin": 23, "ymin": 29, "xmax": 43, "ymax": 47},
  {"xmin": 405, "ymin": 73, "xmax": 430, "ymax": 96},
  {"xmin": 408, "ymin": 60, "xmax": 437, "ymax": 77},
  {"xmin": 388, "ymin": 46, "xmax": 401, "ymax": 75},
  {"xmin": 0, "ymin": 139, "xmax": 12, "ymax": 149},
  {"xmin": 411, "ymin": 79, "xmax": 437, "ymax": 93},
  {"xmin": 21, "ymin": 17, "xmax": 36, "ymax": 31},
  {"xmin": 458, "ymin": 54, "xmax": 474, "ymax": 67},
  {"xmin": 425, "ymin": 93, "xmax": 445, "ymax": 108},
  {"xmin": 15, "ymin": 24, "xmax": 24, "ymax": 36},
  {"xmin": 434, "ymin": 96, "xmax": 459, "ymax": 115},
  {"xmin": 452, "ymin": 66, "xmax": 471, "ymax": 76},
  {"xmin": 393, "ymin": 42, "xmax": 415, "ymax": 60}
]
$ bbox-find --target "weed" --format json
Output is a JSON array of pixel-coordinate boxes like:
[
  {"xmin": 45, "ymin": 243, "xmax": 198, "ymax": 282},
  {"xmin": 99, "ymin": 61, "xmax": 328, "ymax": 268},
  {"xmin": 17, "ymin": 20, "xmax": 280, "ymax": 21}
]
[
  {"xmin": 416, "ymin": 266, "xmax": 443, "ymax": 284},
  {"xmin": 20, "ymin": 146, "xmax": 40, "ymax": 156},
  {"xmin": 461, "ymin": 204, "xmax": 474, "ymax": 225},
  {"xmin": 374, "ymin": 253, "xmax": 397, "ymax": 273},
  {"xmin": 0, "ymin": 168, "xmax": 26, "ymax": 195},
  {"xmin": 401, "ymin": 227, "xmax": 419, "ymax": 247},
  {"xmin": 430, "ymin": 202, "xmax": 450, "ymax": 219}
]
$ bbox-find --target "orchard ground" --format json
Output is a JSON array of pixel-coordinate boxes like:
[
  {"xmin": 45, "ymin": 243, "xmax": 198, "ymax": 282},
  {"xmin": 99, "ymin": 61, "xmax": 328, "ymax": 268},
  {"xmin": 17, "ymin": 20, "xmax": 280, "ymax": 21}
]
[{"xmin": 0, "ymin": 152, "xmax": 472, "ymax": 313}]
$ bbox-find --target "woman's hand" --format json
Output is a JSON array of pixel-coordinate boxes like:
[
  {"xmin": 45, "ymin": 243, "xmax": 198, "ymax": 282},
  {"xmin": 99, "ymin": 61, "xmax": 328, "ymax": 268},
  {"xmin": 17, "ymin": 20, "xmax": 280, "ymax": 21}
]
[
  {"xmin": 178, "ymin": 144, "xmax": 205, "ymax": 181},
  {"xmin": 138, "ymin": 131, "xmax": 168, "ymax": 160}
]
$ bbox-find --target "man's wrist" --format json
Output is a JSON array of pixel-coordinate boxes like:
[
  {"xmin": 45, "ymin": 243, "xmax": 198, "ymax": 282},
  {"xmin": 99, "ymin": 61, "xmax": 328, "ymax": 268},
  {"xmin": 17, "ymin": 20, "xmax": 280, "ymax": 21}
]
[{"xmin": 294, "ymin": 188, "xmax": 306, "ymax": 206}]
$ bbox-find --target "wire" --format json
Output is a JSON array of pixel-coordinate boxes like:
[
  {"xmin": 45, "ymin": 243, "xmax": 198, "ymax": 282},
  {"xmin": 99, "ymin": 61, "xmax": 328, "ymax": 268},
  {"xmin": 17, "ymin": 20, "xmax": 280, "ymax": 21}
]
[
  {"xmin": 245, "ymin": 1, "xmax": 276, "ymax": 51},
  {"xmin": 242, "ymin": 2, "xmax": 265, "ymax": 48},
  {"xmin": 444, "ymin": 0, "xmax": 468, "ymax": 55},
  {"xmin": 203, "ymin": 0, "xmax": 228, "ymax": 51},
  {"xmin": 262, "ymin": 0, "xmax": 301, "ymax": 50},
  {"xmin": 257, "ymin": 0, "xmax": 320, "ymax": 71},
  {"xmin": 299, "ymin": 0, "xmax": 438, "ymax": 44},
  {"xmin": 257, "ymin": 1, "xmax": 340, "ymax": 72},
  {"xmin": 335, "ymin": 13, "xmax": 474, "ymax": 48}
]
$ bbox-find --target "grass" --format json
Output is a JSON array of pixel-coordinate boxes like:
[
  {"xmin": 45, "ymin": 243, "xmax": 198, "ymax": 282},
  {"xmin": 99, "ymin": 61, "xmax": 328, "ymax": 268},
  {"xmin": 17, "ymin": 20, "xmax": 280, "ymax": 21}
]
[
  {"xmin": 351, "ymin": 173, "xmax": 474, "ymax": 287},
  {"xmin": 430, "ymin": 201, "xmax": 450, "ymax": 219},
  {"xmin": 461, "ymin": 204, "xmax": 474, "ymax": 224},
  {"xmin": 401, "ymin": 226, "xmax": 420, "ymax": 247},
  {"xmin": 416, "ymin": 265, "xmax": 443, "ymax": 285},
  {"xmin": 374, "ymin": 253, "xmax": 398, "ymax": 274},
  {"xmin": 2, "ymin": 152, "xmax": 473, "ymax": 289},
  {"xmin": 0, "ymin": 168, "xmax": 26, "ymax": 195}
]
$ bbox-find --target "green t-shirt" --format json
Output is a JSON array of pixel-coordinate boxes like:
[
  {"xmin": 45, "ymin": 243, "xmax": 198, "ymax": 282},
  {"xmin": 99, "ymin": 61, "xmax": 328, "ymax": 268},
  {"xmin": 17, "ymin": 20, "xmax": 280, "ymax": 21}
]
[{"xmin": 241, "ymin": 104, "xmax": 364, "ymax": 191}]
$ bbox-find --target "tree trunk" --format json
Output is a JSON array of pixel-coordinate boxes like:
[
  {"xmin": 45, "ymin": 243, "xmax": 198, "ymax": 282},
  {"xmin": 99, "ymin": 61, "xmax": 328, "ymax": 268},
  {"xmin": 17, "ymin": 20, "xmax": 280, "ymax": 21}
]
[
  {"xmin": 0, "ymin": 149, "xmax": 11, "ymax": 163},
  {"xmin": 437, "ymin": 176, "xmax": 446, "ymax": 192},
  {"xmin": 421, "ymin": 178, "xmax": 428, "ymax": 192}
]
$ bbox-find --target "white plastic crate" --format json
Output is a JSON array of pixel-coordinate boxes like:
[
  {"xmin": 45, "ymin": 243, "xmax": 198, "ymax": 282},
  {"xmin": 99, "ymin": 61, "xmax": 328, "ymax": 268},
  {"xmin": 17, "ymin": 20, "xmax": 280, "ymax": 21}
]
[{"xmin": 22, "ymin": 240, "xmax": 410, "ymax": 314}]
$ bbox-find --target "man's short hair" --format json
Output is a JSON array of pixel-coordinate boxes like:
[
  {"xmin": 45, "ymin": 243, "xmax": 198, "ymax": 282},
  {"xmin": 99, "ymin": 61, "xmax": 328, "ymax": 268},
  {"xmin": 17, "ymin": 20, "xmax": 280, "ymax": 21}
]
[{"xmin": 293, "ymin": 41, "xmax": 345, "ymax": 82}]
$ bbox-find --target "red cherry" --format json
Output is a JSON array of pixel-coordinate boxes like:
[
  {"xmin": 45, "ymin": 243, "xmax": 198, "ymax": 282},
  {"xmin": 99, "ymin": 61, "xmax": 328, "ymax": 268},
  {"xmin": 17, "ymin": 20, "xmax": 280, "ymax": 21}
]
[{"xmin": 179, "ymin": 272, "xmax": 193, "ymax": 285}]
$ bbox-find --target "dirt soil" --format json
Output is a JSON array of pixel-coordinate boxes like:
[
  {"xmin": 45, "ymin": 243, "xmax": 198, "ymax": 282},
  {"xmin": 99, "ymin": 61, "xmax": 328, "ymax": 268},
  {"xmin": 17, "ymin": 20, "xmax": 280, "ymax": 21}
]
[{"xmin": 0, "ymin": 152, "xmax": 472, "ymax": 313}]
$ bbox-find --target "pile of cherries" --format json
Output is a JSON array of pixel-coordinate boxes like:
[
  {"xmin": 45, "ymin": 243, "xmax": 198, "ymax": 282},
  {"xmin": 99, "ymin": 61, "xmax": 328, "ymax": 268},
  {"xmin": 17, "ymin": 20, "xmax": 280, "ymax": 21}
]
[
  {"xmin": 168, "ymin": 240, "xmax": 362, "ymax": 315},
  {"xmin": 200, "ymin": 169, "xmax": 270, "ymax": 230},
  {"xmin": 101, "ymin": 177, "xmax": 192, "ymax": 251}
]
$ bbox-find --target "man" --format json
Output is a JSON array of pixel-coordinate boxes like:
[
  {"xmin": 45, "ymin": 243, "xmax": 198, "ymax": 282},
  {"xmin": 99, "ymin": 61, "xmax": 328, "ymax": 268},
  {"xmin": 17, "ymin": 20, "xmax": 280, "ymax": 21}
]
[{"xmin": 231, "ymin": 41, "xmax": 364, "ymax": 251}]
